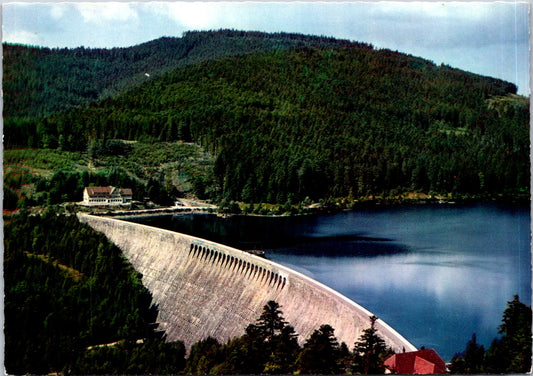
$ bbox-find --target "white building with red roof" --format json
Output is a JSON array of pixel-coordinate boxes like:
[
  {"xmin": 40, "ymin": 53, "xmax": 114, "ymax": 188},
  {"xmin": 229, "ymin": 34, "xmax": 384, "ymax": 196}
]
[{"xmin": 83, "ymin": 186, "xmax": 133, "ymax": 206}]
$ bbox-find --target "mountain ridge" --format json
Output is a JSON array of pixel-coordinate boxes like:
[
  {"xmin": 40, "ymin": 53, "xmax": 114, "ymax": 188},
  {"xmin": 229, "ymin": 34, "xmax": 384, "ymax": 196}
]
[{"xmin": 3, "ymin": 29, "xmax": 373, "ymax": 118}]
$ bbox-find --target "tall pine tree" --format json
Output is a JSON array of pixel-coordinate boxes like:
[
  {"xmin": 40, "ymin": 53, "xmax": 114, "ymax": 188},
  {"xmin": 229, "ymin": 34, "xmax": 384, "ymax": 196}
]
[
  {"xmin": 352, "ymin": 315, "xmax": 393, "ymax": 374},
  {"xmin": 297, "ymin": 324, "xmax": 341, "ymax": 374}
]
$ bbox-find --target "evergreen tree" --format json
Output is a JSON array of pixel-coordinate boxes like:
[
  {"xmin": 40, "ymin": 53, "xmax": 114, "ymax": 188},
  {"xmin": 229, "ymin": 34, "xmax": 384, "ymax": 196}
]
[
  {"xmin": 264, "ymin": 324, "xmax": 300, "ymax": 374},
  {"xmin": 449, "ymin": 333, "xmax": 485, "ymax": 374},
  {"xmin": 195, "ymin": 300, "xmax": 301, "ymax": 374},
  {"xmin": 252, "ymin": 300, "xmax": 300, "ymax": 374},
  {"xmin": 184, "ymin": 337, "xmax": 223, "ymax": 374},
  {"xmin": 464, "ymin": 333, "xmax": 485, "ymax": 373},
  {"xmin": 337, "ymin": 341, "xmax": 354, "ymax": 374},
  {"xmin": 296, "ymin": 324, "xmax": 341, "ymax": 374},
  {"xmin": 352, "ymin": 315, "xmax": 392, "ymax": 374},
  {"xmin": 257, "ymin": 300, "xmax": 287, "ymax": 343},
  {"xmin": 484, "ymin": 295, "xmax": 532, "ymax": 373},
  {"xmin": 212, "ymin": 329, "xmax": 266, "ymax": 375},
  {"xmin": 449, "ymin": 353, "xmax": 467, "ymax": 374}
]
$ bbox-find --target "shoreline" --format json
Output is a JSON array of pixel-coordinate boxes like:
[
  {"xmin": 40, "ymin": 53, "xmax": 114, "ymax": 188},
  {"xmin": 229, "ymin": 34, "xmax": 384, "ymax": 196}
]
[
  {"xmin": 105, "ymin": 195, "xmax": 530, "ymax": 220},
  {"xmin": 5, "ymin": 193, "xmax": 528, "ymax": 219}
]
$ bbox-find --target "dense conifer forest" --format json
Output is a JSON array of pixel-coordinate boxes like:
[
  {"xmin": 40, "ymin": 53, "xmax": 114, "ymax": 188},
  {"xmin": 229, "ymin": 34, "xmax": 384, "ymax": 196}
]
[
  {"xmin": 4, "ymin": 212, "xmax": 175, "ymax": 374},
  {"xmin": 3, "ymin": 30, "xmax": 363, "ymax": 118},
  {"xmin": 4, "ymin": 30, "xmax": 529, "ymax": 205}
]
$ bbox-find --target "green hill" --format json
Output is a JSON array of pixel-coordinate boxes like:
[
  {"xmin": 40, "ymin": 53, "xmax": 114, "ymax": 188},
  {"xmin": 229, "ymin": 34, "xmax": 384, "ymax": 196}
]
[
  {"xmin": 3, "ymin": 30, "xmax": 364, "ymax": 119},
  {"xmin": 4, "ymin": 31, "xmax": 529, "ymax": 204}
]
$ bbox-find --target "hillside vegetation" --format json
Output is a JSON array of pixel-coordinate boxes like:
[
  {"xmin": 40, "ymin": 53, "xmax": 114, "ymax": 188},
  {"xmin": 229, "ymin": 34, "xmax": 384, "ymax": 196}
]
[
  {"xmin": 4, "ymin": 212, "xmax": 185, "ymax": 374},
  {"xmin": 4, "ymin": 30, "xmax": 529, "ymax": 205},
  {"xmin": 4, "ymin": 30, "xmax": 362, "ymax": 118},
  {"xmin": 3, "ymin": 141, "xmax": 214, "ymax": 210}
]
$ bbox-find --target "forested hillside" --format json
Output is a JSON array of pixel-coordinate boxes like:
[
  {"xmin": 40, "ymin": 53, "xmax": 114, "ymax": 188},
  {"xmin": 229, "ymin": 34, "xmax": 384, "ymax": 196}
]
[
  {"xmin": 4, "ymin": 29, "xmax": 362, "ymax": 118},
  {"xmin": 4, "ymin": 212, "xmax": 188, "ymax": 374},
  {"xmin": 4, "ymin": 30, "xmax": 529, "ymax": 204}
]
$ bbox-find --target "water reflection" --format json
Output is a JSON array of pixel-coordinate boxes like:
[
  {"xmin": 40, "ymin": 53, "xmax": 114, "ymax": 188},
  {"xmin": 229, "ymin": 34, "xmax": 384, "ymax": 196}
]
[
  {"xmin": 269, "ymin": 239, "xmax": 410, "ymax": 257},
  {"xmin": 268, "ymin": 243, "xmax": 521, "ymax": 360}
]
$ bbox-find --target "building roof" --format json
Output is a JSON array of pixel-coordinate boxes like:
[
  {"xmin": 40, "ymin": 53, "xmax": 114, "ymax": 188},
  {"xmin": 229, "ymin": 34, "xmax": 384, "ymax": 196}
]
[
  {"xmin": 118, "ymin": 188, "xmax": 133, "ymax": 196},
  {"xmin": 85, "ymin": 186, "xmax": 132, "ymax": 198},
  {"xmin": 384, "ymin": 349, "xmax": 446, "ymax": 374},
  {"xmin": 85, "ymin": 186, "xmax": 113, "ymax": 197}
]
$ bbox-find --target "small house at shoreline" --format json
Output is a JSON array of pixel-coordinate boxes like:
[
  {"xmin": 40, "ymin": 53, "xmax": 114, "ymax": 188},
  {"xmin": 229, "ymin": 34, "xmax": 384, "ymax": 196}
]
[{"xmin": 83, "ymin": 186, "xmax": 133, "ymax": 206}]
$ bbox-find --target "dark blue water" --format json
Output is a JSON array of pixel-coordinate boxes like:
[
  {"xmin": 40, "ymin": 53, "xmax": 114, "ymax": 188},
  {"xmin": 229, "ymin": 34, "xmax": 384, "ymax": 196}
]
[{"xmin": 130, "ymin": 203, "xmax": 530, "ymax": 361}]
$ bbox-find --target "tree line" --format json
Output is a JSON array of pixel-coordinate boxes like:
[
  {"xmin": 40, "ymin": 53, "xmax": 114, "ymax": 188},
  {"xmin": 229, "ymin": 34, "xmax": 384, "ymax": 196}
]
[
  {"xmin": 182, "ymin": 301, "xmax": 394, "ymax": 375},
  {"xmin": 75, "ymin": 301, "xmax": 395, "ymax": 375}
]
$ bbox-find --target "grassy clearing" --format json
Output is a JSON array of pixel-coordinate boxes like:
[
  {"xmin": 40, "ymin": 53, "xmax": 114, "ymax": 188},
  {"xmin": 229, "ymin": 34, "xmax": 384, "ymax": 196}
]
[
  {"xmin": 4, "ymin": 148, "xmax": 88, "ymax": 174},
  {"xmin": 94, "ymin": 141, "xmax": 214, "ymax": 187},
  {"xmin": 4, "ymin": 142, "xmax": 213, "ymax": 177},
  {"xmin": 24, "ymin": 251, "xmax": 84, "ymax": 282}
]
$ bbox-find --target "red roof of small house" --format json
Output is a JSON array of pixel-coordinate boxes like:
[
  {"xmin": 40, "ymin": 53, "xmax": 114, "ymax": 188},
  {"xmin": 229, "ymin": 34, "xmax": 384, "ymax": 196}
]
[{"xmin": 384, "ymin": 349, "xmax": 446, "ymax": 374}]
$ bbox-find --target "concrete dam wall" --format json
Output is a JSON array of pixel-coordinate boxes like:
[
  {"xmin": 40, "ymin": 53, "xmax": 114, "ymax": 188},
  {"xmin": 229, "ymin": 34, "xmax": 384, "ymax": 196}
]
[{"xmin": 78, "ymin": 214, "xmax": 416, "ymax": 352}]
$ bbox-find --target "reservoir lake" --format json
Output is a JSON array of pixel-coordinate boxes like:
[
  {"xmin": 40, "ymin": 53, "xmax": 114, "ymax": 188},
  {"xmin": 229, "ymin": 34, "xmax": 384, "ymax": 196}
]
[{"xmin": 130, "ymin": 202, "xmax": 530, "ymax": 361}]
